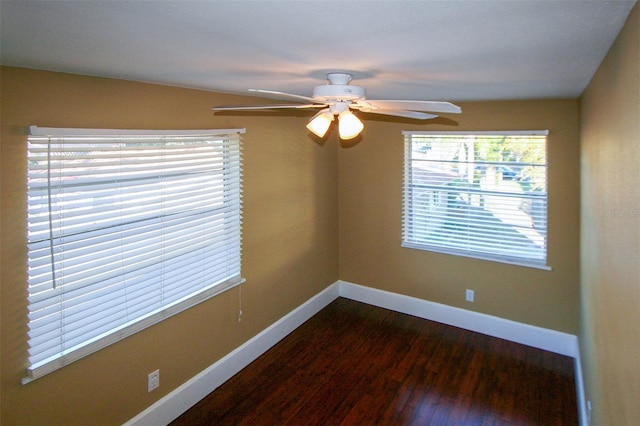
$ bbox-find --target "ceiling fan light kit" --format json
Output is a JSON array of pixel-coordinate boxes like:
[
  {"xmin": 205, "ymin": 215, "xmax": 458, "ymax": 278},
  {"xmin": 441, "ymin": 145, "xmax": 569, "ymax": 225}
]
[
  {"xmin": 306, "ymin": 109, "xmax": 334, "ymax": 138},
  {"xmin": 306, "ymin": 99, "xmax": 365, "ymax": 139},
  {"xmin": 337, "ymin": 110, "xmax": 364, "ymax": 140},
  {"xmin": 213, "ymin": 72, "xmax": 461, "ymax": 141}
]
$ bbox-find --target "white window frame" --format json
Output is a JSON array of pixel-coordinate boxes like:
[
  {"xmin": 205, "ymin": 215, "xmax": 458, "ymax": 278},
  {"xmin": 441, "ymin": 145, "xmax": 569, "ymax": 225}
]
[
  {"xmin": 25, "ymin": 126, "xmax": 245, "ymax": 382},
  {"xmin": 402, "ymin": 130, "xmax": 550, "ymax": 270}
]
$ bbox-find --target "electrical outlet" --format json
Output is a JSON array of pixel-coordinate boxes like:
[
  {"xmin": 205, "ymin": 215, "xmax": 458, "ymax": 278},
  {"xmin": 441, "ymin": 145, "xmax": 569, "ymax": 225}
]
[
  {"xmin": 465, "ymin": 289, "xmax": 475, "ymax": 302},
  {"xmin": 148, "ymin": 369, "xmax": 160, "ymax": 392}
]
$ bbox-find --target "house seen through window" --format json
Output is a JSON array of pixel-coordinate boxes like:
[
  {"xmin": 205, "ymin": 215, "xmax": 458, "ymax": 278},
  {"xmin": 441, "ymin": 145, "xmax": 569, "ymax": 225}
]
[{"xmin": 402, "ymin": 131, "xmax": 549, "ymax": 269}]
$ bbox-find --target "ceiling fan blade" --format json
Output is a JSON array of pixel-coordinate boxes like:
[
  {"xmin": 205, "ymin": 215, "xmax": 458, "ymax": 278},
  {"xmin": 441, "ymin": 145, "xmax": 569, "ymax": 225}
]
[
  {"xmin": 361, "ymin": 109, "xmax": 438, "ymax": 120},
  {"xmin": 248, "ymin": 89, "xmax": 319, "ymax": 104},
  {"xmin": 363, "ymin": 100, "xmax": 461, "ymax": 114},
  {"xmin": 213, "ymin": 104, "xmax": 322, "ymax": 112}
]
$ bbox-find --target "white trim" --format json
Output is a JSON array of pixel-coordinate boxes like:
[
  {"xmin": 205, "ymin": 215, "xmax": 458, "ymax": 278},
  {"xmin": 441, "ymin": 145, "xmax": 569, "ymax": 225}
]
[
  {"xmin": 401, "ymin": 242, "xmax": 553, "ymax": 271},
  {"xmin": 402, "ymin": 130, "xmax": 549, "ymax": 136},
  {"xmin": 574, "ymin": 349, "xmax": 589, "ymax": 426},
  {"xmin": 337, "ymin": 280, "xmax": 576, "ymax": 356},
  {"xmin": 126, "ymin": 280, "xmax": 586, "ymax": 425},
  {"xmin": 125, "ymin": 282, "xmax": 340, "ymax": 426},
  {"xmin": 29, "ymin": 125, "xmax": 246, "ymax": 136}
]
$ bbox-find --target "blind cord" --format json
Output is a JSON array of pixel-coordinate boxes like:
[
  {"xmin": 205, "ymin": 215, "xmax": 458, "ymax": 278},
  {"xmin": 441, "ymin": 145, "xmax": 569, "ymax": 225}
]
[
  {"xmin": 238, "ymin": 281, "xmax": 243, "ymax": 322},
  {"xmin": 46, "ymin": 140, "xmax": 58, "ymax": 290}
]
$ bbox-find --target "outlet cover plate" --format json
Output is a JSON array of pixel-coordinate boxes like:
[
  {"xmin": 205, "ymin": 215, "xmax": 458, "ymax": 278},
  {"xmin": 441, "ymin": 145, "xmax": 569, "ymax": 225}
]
[
  {"xmin": 148, "ymin": 369, "xmax": 159, "ymax": 392},
  {"xmin": 466, "ymin": 289, "xmax": 475, "ymax": 302}
]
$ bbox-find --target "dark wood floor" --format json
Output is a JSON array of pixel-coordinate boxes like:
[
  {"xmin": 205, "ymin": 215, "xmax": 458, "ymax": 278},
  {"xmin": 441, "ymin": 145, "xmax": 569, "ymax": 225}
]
[{"xmin": 171, "ymin": 298, "xmax": 578, "ymax": 425}]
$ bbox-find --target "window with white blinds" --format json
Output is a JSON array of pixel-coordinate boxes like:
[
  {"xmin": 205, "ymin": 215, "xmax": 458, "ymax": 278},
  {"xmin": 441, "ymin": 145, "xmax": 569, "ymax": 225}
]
[
  {"xmin": 25, "ymin": 126, "xmax": 245, "ymax": 381},
  {"xmin": 402, "ymin": 131, "xmax": 549, "ymax": 269}
]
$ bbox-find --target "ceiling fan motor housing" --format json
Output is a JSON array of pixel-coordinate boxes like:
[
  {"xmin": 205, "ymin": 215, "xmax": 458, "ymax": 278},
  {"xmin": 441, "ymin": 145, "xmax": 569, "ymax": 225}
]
[{"xmin": 312, "ymin": 84, "xmax": 366, "ymax": 102}]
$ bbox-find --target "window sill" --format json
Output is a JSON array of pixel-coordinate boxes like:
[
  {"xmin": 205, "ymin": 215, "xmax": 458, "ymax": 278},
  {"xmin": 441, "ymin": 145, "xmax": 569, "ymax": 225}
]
[{"xmin": 401, "ymin": 242, "xmax": 552, "ymax": 271}]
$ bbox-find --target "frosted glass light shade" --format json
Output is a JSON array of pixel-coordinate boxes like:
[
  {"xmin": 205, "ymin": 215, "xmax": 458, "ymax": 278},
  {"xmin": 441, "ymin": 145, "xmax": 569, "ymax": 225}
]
[
  {"xmin": 306, "ymin": 111, "xmax": 334, "ymax": 137},
  {"xmin": 338, "ymin": 111, "xmax": 364, "ymax": 140}
]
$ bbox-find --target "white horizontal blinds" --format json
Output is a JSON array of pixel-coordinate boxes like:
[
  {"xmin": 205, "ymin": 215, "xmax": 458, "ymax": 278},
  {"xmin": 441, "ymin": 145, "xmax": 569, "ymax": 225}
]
[
  {"xmin": 403, "ymin": 132, "xmax": 548, "ymax": 266},
  {"xmin": 26, "ymin": 128, "xmax": 244, "ymax": 380}
]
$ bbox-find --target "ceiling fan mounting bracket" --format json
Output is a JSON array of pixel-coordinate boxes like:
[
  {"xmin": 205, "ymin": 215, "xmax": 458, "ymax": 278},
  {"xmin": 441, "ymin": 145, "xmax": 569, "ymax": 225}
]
[{"xmin": 326, "ymin": 72, "xmax": 353, "ymax": 85}]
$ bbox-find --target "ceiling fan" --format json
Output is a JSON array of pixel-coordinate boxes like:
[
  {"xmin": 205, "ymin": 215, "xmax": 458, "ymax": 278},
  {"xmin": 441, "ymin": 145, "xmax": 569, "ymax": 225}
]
[{"xmin": 212, "ymin": 73, "xmax": 461, "ymax": 140}]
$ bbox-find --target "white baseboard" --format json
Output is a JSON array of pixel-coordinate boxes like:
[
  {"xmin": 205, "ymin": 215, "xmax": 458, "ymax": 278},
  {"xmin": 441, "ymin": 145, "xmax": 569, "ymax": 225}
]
[
  {"xmin": 126, "ymin": 279, "xmax": 586, "ymax": 426},
  {"xmin": 337, "ymin": 280, "xmax": 578, "ymax": 357},
  {"xmin": 573, "ymin": 349, "xmax": 589, "ymax": 426},
  {"xmin": 125, "ymin": 282, "xmax": 340, "ymax": 426}
]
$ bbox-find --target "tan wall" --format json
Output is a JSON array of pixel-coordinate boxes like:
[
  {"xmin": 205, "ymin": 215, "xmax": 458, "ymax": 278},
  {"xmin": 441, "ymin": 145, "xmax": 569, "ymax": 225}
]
[
  {"xmin": 338, "ymin": 99, "xmax": 580, "ymax": 333},
  {"xmin": 0, "ymin": 67, "xmax": 339, "ymax": 425},
  {"xmin": 580, "ymin": 4, "xmax": 640, "ymax": 425}
]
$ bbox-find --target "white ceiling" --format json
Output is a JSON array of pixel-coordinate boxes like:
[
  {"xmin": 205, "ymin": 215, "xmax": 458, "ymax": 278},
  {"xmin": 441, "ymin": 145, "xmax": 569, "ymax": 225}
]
[{"xmin": 1, "ymin": 0, "xmax": 636, "ymax": 102}]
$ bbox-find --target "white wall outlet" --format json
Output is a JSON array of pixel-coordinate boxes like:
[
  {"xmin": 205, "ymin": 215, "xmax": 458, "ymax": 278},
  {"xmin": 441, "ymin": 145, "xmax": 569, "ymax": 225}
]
[
  {"xmin": 465, "ymin": 289, "xmax": 475, "ymax": 302},
  {"xmin": 148, "ymin": 369, "xmax": 160, "ymax": 392}
]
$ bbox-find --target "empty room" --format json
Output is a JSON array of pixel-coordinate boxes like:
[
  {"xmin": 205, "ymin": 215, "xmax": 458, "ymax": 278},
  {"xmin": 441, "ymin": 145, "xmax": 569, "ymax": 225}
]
[{"xmin": 1, "ymin": 1, "xmax": 638, "ymax": 425}]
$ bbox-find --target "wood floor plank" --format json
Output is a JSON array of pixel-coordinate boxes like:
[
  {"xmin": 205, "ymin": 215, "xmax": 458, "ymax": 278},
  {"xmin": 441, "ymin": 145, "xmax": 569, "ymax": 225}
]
[{"xmin": 171, "ymin": 298, "xmax": 578, "ymax": 425}]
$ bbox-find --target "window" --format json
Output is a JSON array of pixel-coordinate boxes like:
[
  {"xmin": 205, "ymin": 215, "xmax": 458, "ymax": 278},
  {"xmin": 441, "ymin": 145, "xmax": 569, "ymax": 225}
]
[
  {"xmin": 402, "ymin": 131, "xmax": 548, "ymax": 269},
  {"xmin": 25, "ymin": 126, "xmax": 244, "ymax": 381}
]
